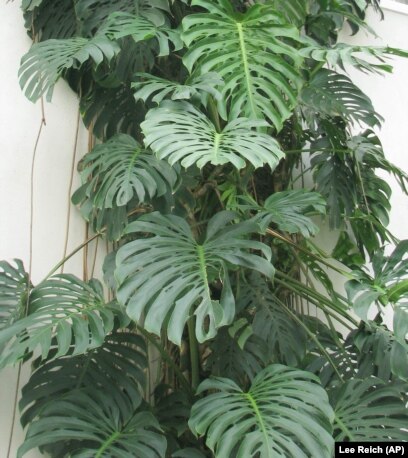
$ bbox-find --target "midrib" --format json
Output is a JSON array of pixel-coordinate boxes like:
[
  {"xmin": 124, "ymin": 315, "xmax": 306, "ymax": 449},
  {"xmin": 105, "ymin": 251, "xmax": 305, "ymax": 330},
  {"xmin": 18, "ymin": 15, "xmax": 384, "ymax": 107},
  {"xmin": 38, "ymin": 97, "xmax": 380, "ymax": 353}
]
[{"xmin": 236, "ymin": 22, "xmax": 257, "ymax": 118}]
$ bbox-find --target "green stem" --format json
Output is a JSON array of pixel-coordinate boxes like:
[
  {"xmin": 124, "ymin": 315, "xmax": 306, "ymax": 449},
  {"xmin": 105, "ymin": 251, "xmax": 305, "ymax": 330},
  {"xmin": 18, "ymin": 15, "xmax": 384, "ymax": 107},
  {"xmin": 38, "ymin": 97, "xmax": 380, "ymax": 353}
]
[
  {"xmin": 95, "ymin": 431, "xmax": 121, "ymax": 458},
  {"xmin": 188, "ymin": 317, "xmax": 200, "ymax": 391},
  {"xmin": 245, "ymin": 392, "xmax": 273, "ymax": 458},
  {"xmin": 136, "ymin": 325, "xmax": 192, "ymax": 395},
  {"xmin": 208, "ymin": 96, "xmax": 221, "ymax": 132},
  {"xmin": 334, "ymin": 413, "xmax": 356, "ymax": 441}
]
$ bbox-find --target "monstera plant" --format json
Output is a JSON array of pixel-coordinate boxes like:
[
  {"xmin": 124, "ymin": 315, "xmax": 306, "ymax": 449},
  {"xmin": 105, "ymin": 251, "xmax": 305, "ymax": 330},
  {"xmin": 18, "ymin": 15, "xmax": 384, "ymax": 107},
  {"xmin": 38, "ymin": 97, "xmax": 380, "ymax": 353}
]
[{"xmin": 1, "ymin": 0, "xmax": 408, "ymax": 456}]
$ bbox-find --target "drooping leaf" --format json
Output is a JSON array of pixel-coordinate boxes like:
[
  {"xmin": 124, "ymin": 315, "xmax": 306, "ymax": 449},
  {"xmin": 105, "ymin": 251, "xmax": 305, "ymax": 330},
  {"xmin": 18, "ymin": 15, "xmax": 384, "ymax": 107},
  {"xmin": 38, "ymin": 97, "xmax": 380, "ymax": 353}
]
[
  {"xmin": 182, "ymin": 0, "xmax": 304, "ymax": 130},
  {"xmin": 189, "ymin": 364, "xmax": 334, "ymax": 458},
  {"xmin": 133, "ymin": 72, "xmax": 223, "ymax": 105},
  {"xmin": 18, "ymin": 388, "xmax": 166, "ymax": 458},
  {"xmin": 115, "ymin": 211, "xmax": 273, "ymax": 344},
  {"xmin": 100, "ymin": 12, "xmax": 183, "ymax": 56},
  {"xmin": 0, "ymin": 260, "xmax": 30, "ymax": 331},
  {"xmin": 301, "ymin": 68, "xmax": 382, "ymax": 127},
  {"xmin": 20, "ymin": 331, "xmax": 146, "ymax": 428},
  {"xmin": 300, "ymin": 43, "xmax": 408, "ymax": 75},
  {"xmin": 331, "ymin": 378, "xmax": 408, "ymax": 441},
  {"xmin": 311, "ymin": 151, "xmax": 355, "ymax": 229},
  {"xmin": 142, "ymin": 101, "xmax": 284, "ymax": 170},
  {"xmin": 0, "ymin": 275, "xmax": 122, "ymax": 367},
  {"xmin": 239, "ymin": 189, "xmax": 326, "ymax": 237},
  {"xmin": 19, "ymin": 36, "xmax": 120, "ymax": 102}
]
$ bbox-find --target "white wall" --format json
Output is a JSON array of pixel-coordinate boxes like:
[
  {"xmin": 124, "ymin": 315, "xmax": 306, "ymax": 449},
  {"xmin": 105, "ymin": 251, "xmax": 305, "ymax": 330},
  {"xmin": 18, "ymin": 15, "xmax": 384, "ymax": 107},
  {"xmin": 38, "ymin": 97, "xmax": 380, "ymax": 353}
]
[{"xmin": 0, "ymin": 2, "xmax": 407, "ymax": 457}]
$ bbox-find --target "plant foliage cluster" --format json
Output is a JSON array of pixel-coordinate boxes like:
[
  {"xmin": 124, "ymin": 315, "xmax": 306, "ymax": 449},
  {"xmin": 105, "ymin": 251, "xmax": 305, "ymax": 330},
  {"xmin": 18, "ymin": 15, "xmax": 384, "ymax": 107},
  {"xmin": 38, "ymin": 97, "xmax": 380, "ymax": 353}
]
[{"xmin": 1, "ymin": 0, "xmax": 408, "ymax": 456}]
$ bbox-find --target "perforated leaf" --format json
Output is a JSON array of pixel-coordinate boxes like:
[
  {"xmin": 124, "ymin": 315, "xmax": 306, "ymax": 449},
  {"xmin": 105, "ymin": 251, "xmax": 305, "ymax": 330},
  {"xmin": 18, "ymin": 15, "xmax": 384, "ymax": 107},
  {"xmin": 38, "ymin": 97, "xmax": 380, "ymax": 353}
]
[
  {"xmin": 115, "ymin": 211, "xmax": 273, "ymax": 344},
  {"xmin": 189, "ymin": 365, "xmax": 334, "ymax": 458},
  {"xmin": 0, "ymin": 260, "xmax": 30, "ymax": 331},
  {"xmin": 182, "ymin": 0, "xmax": 303, "ymax": 130},
  {"xmin": 0, "ymin": 275, "xmax": 121, "ymax": 367},
  {"xmin": 331, "ymin": 378, "xmax": 408, "ymax": 441},
  {"xmin": 19, "ymin": 36, "xmax": 120, "ymax": 102},
  {"xmin": 142, "ymin": 101, "xmax": 284, "ymax": 170}
]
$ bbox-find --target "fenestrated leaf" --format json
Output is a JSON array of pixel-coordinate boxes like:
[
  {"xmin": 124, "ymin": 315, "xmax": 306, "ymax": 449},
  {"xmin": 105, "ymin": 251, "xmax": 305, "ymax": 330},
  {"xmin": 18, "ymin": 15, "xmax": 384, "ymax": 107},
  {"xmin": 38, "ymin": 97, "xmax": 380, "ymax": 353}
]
[
  {"xmin": 182, "ymin": 0, "xmax": 304, "ymax": 130},
  {"xmin": 75, "ymin": 0, "xmax": 171, "ymax": 35},
  {"xmin": 19, "ymin": 35, "xmax": 120, "ymax": 102},
  {"xmin": 115, "ymin": 211, "xmax": 273, "ymax": 344},
  {"xmin": 299, "ymin": 42, "xmax": 408, "ymax": 75},
  {"xmin": 239, "ymin": 189, "xmax": 326, "ymax": 237},
  {"xmin": 238, "ymin": 273, "xmax": 306, "ymax": 366},
  {"xmin": 100, "ymin": 12, "xmax": 182, "ymax": 56},
  {"xmin": 346, "ymin": 241, "xmax": 408, "ymax": 341},
  {"xmin": 73, "ymin": 133, "xmax": 177, "ymax": 209},
  {"xmin": 301, "ymin": 68, "xmax": 382, "ymax": 127},
  {"xmin": 142, "ymin": 101, "xmax": 284, "ymax": 170},
  {"xmin": 331, "ymin": 378, "xmax": 408, "ymax": 441},
  {"xmin": 19, "ymin": 330, "xmax": 146, "ymax": 428},
  {"xmin": 0, "ymin": 260, "xmax": 30, "ymax": 331},
  {"xmin": 18, "ymin": 388, "xmax": 166, "ymax": 458},
  {"xmin": 189, "ymin": 364, "xmax": 334, "ymax": 458},
  {"xmin": 0, "ymin": 275, "xmax": 122, "ymax": 367},
  {"xmin": 265, "ymin": 0, "xmax": 309, "ymax": 26},
  {"xmin": 132, "ymin": 72, "xmax": 223, "ymax": 105}
]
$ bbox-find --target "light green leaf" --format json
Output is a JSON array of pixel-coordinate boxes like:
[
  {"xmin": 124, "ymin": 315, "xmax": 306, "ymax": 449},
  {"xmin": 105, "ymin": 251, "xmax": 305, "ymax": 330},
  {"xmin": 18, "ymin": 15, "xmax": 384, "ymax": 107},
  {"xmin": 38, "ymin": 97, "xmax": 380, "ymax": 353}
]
[
  {"xmin": 142, "ymin": 101, "xmax": 284, "ymax": 170},
  {"xmin": 182, "ymin": 0, "xmax": 303, "ymax": 129},
  {"xmin": 189, "ymin": 364, "xmax": 334, "ymax": 458},
  {"xmin": 115, "ymin": 211, "xmax": 273, "ymax": 344}
]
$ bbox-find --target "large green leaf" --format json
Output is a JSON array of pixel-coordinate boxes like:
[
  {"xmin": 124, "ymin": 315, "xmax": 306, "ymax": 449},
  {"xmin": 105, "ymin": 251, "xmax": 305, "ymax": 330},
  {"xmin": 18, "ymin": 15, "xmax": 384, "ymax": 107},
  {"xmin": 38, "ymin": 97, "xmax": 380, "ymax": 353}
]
[
  {"xmin": 331, "ymin": 378, "xmax": 408, "ymax": 441},
  {"xmin": 18, "ymin": 388, "xmax": 166, "ymax": 458},
  {"xmin": 239, "ymin": 189, "xmax": 326, "ymax": 237},
  {"xmin": 182, "ymin": 0, "xmax": 303, "ymax": 130},
  {"xmin": 0, "ymin": 275, "xmax": 121, "ymax": 367},
  {"xmin": 142, "ymin": 101, "xmax": 284, "ymax": 170},
  {"xmin": 72, "ymin": 134, "xmax": 177, "ymax": 240},
  {"xmin": 115, "ymin": 211, "xmax": 273, "ymax": 344},
  {"xmin": 311, "ymin": 150, "xmax": 355, "ymax": 229},
  {"xmin": 75, "ymin": 134, "xmax": 177, "ymax": 208},
  {"xmin": 301, "ymin": 68, "xmax": 381, "ymax": 127},
  {"xmin": 19, "ymin": 331, "xmax": 146, "ymax": 429},
  {"xmin": 0, "ymin": 260, "xmax": 30, "ymax": 331},
  {"xmin": 19, "ymin": 35, "xmax": 120, "ymax": 102},
  {"xmin": 189, "ymin": 364, "xmax": 334, "ymax": 458}
]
